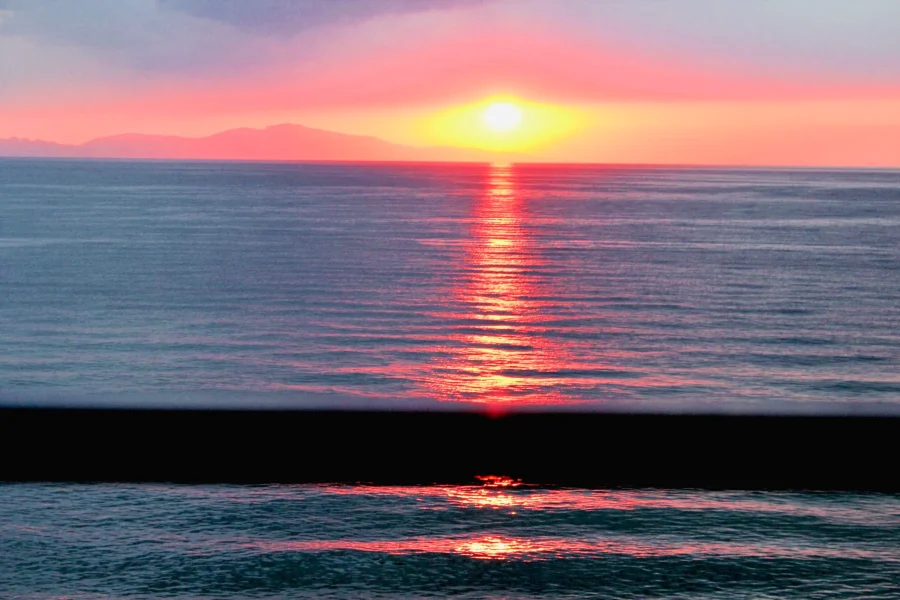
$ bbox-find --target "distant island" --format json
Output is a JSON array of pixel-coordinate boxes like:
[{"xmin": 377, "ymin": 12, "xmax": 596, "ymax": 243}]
[{"xmin": 0, "ymin": 124, "xmax": 520, "ymax": 163}]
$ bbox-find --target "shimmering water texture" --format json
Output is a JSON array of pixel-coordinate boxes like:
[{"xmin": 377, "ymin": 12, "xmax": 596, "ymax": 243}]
[
  {"xmin": 1, "ymin": 483, "xmax": 898, "ymax": 598},
  {"xmin": 1, "ymin": 159, "xmax": 899, "ymax": 411}
]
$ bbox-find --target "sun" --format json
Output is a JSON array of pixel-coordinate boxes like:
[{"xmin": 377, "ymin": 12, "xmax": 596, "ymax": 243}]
[
  {"xmin": 483, "ymin": 102, "xmax": 523, "ymax": 132},
  {"xmin": 423, "ymin": 97, "xmax": 582, "ymax": 153}
]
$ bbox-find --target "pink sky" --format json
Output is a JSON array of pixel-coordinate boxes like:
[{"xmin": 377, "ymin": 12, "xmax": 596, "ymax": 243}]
[{"xmin": 1, "ymin": 0, "xmax": 899, "ymax": 166}]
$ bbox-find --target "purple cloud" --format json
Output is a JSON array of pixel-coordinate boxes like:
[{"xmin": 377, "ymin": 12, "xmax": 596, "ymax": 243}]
[{"xmin": 159, "ymin": 0, "xmax": 490, "ymax": 35}]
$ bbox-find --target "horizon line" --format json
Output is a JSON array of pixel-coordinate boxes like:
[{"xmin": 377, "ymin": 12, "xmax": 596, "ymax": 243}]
[
  {"xmin": 3, "ymin": 121, "xmax": 899, "ymax": 170},
  {"xmin": 2, "ymin": 155, "xmax": 899, "ymax": 171}
]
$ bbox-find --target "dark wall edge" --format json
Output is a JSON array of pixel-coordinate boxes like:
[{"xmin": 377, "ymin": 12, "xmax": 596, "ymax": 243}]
[{"xmin": 2, "ymin": 409, "xmax": 896, "ymax": 491}]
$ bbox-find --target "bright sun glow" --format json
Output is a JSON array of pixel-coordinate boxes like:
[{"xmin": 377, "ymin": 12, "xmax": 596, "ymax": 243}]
[
  {"xmin": 483, "ymin": 102, "xmax": 523, "ymax": 132},
  {"xmin": 422, "ymin": 96, "xmax": 584, "ymax": 153}
]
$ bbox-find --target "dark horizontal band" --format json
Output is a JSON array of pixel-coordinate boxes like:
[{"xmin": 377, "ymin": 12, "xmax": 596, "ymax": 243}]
[{"xmin": 2, "ymin": 408, "xmax": 895, "ymax": 491}]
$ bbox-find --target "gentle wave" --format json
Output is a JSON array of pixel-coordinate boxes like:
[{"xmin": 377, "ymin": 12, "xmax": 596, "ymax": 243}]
[
  {"xmin": 1, "ymin": 159, "xmax": 899, "ymax": 411},
  {"xmin": 2, "ymin": 484, "xmax": 898, "ymax": 598}
]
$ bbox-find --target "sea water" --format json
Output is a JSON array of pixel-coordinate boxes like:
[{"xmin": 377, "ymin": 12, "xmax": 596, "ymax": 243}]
[
  {"xmin": 1, "ymin": 159, "xmax": 899, "ymax": 598},
  {"xmin": 1, "ymin": 159, "xmax": 898, "ymax": 410},
  {"xmin": 1, "ymin": 484, "xmax": 898, "ymax": 599}
]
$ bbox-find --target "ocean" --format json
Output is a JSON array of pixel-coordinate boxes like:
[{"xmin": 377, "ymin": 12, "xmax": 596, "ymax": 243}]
[
  {"xmin": 1, "ymin": 159, "xmax": 899, "ymax": 598},
  {"xmin": 0, "ymin": 483, "xmax": 897, "ymax": 599},
  {"xmin": 1, "ymin": 159, "xmax": 898, "ymax": 411}
]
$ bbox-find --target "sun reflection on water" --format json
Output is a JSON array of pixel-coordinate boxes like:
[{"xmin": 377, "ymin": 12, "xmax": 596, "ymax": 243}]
[
  {"xmin": 161, "ymin": 483, "xmax": 900, "ymax": 564},
  {"xmin": 240, "ymin": 533, "xmax": 885, "ymax": 563},
  {"xmin": 421, "ymin": 164, "xmax": 579, "ymax": 406}
]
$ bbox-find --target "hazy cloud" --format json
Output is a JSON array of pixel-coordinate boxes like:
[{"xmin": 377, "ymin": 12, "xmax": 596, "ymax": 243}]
[
  {"xmin": 536, "ymin": 0, "xmax": 900, "ymax": 79},
  {"xmin": 3, "ymin": 0, "xmax": 898, "ymax": 78},
  {"xmin": 0, "ymin": 0, "xmax": 279, "ymax": 74},
  {"xmin": 1, "ymin": 0, "xmax": 898, "ymax": 108},
  {"xmin": 159, "ymin": 0, "xmax": 490, "ymax": 36},
  {"xmin": 0, "ymin": 0, "xmax": 487, "ymax": 75}
]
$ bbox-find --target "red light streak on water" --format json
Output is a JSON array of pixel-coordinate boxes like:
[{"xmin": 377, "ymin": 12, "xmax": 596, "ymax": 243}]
[
  {"xmin": 315, "ymin": 483, "xmax": 898, "ymax": 523},
  {"xmin": 156, "ymin": 484, "xmax": 900, "ymax": 527},
  {"xmin": 474, "ymin": 475, "xmax": 522, "ymax": 487},
  {"xmin": 418, "ymin": 164, "xmax": 587, "ymax": 406},
  {"xmin": 238, "ymin": 534, "xmax": 891, "ymax": 562}
]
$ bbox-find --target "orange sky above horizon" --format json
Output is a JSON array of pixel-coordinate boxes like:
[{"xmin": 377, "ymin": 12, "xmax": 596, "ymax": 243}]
[{"xmin": 1, "ymin": 0, "xmax": 899, "ymax": 167}]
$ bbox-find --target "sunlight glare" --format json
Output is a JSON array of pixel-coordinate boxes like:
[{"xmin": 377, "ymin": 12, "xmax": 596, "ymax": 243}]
[
  {"xmin": 483, "ymin": 102, "xmax": 523, "ymax": 132},
  {"xmin": 422, "ymin": 97, "xmax": 583, "ymax": 153}
]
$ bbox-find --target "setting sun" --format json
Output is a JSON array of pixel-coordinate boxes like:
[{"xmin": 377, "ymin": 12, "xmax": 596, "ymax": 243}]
[
  {"xmin": 422, "ymin": 97, "xmax": 584, "ymax": 154},
  {"xmin": 483, "ymin": 102, "xmax": 523, "ymax": 132}
]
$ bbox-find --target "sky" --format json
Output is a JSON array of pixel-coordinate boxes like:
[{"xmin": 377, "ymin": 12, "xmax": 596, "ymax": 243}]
[{"xmin": 1, "ymin": 0, "xmax": 899, "ymax": 166}]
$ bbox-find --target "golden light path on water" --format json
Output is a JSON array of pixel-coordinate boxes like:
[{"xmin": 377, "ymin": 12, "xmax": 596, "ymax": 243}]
[{"xmin": 420, "ymin": 164, "xmax": 577, "ymax": 405}]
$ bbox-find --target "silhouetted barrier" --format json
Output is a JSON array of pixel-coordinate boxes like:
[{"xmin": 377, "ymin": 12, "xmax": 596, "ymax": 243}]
[{"xmin": 1, "ymin": 409, "xmax": 896, "ymax": 491}]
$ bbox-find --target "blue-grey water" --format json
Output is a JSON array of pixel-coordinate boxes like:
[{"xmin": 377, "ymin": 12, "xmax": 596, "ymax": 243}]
[
  {"xmin": 1, "ymin": 159, "xmax": 899, "ymax": 411},
  {"xmin": 2, "ymin": 484, "xmax": 899, "ymax": 599},
  {"xmin": 1, "ymin": 159, "xmax": 899, "ymax": 598}
]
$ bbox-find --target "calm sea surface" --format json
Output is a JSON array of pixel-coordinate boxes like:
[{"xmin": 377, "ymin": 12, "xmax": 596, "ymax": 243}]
[
  {"xmin": 1, "ymin": 159, "xmax": 899, "ymax": 410},
  {"xmin": 1, "ymin": 159, "xmax": 899, "ymax": 598},
  {"xmin": 2, "ymin": 483, "xmax": 899, "ymax": 599}
]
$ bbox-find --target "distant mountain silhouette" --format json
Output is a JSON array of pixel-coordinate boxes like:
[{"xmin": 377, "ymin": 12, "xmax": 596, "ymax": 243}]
[
  {"xmin": 0, "ymin": 124, "xmax": 520, "ymax": 163},
  {"xmin": 0, "ymin": 137, "xmax": 77, "ymax": 157}
]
